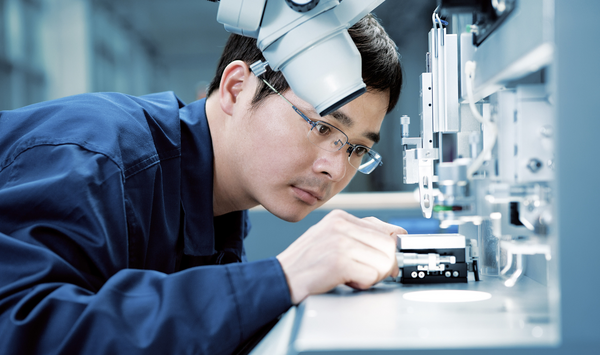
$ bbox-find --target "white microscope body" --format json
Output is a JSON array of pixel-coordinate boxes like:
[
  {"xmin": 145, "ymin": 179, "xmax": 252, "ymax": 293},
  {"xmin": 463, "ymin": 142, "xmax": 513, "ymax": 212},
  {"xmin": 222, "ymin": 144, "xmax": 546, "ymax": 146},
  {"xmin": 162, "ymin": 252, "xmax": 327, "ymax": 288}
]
[{"xmin": 213, "ymin": 0, "xmax": 384, "ymax": 116}]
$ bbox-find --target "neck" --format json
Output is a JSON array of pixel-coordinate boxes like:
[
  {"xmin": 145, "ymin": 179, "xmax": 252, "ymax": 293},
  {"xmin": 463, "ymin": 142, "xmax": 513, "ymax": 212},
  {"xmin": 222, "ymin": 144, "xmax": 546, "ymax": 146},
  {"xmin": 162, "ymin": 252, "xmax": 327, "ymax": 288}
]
[{"xmin": 205, "ymin": 94, "xmax": 259, "ymax": 216}]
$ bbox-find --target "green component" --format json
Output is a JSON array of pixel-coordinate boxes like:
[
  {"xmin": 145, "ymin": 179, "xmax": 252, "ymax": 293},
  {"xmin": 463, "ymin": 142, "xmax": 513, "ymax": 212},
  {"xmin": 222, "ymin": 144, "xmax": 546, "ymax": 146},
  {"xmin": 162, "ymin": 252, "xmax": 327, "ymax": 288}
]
[{"xmin": 433, "ymin": 205, "xmax": 453, "ymax": 212}]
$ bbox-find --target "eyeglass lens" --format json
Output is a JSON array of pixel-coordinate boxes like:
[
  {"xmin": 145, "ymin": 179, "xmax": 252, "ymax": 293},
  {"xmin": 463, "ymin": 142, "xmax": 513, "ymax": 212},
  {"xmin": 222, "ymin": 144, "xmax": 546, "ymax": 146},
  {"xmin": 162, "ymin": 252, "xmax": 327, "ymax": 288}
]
[{"xmin": 306, "ymin": 121, "xmax": 377, "ymax": 172}]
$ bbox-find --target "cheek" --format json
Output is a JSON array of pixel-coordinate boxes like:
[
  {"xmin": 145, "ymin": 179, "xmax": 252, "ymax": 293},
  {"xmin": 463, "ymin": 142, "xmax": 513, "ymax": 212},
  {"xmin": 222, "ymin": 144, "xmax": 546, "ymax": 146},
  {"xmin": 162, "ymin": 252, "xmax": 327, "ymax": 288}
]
[{"xmin": 240, "ymin": 121, "xmax": 312, "ymax": 178}]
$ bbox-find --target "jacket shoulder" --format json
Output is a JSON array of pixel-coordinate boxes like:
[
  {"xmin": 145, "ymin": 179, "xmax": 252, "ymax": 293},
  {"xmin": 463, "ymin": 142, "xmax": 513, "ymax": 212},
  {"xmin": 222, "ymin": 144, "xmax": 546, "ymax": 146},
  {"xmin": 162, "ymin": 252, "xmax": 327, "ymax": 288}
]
[{"xmin": 0, "ymin": 92, "xmax": 184, "ymax": 175}]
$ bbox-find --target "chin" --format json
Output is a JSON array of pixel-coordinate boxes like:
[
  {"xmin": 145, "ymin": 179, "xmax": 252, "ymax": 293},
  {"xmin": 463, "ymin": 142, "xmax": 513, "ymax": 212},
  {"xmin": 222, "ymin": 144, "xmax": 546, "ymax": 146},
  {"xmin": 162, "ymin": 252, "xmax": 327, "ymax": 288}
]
[
  {"xmin": 279, "ymin": 213, "xmax": 308, "ymax": 223},
  {"xmin": 263, "ymin": 203, "xmax": 315, "ymax": 223}
]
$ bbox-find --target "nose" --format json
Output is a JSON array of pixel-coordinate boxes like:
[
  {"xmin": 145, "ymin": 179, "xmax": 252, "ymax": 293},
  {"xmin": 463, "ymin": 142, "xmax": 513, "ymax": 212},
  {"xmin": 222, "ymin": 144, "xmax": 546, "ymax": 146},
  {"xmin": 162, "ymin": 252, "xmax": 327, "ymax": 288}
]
[{"xmin": 313, "ymin": 148, "xmax": 347, "ymax": 181}]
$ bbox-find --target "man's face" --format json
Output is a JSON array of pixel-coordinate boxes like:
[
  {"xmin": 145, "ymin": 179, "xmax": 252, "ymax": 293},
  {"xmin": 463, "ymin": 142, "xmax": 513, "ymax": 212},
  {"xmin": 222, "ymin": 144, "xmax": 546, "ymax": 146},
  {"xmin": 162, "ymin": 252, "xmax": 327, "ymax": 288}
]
[{"xmin": 232, "ymin": 78, "xmax": 389, "ymax": 222}]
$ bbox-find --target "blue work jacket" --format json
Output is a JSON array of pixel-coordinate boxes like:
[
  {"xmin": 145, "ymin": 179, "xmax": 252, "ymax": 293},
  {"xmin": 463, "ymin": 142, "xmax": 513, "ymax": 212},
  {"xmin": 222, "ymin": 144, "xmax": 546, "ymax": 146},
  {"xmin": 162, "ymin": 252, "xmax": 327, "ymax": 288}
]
[{"xmin": 0, "ymin": 92, "xmax": 292, "ymax": 354}]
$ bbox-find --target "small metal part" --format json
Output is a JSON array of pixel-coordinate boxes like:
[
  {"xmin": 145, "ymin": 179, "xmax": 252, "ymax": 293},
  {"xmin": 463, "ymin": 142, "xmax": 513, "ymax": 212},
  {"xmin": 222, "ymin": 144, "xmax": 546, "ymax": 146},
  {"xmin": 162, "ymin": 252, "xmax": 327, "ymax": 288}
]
[
  {"xmin": 541, "ymin": 124, "xmax": 553, "ymax": 138},
  {"xmin": 418, "ymin": 271, "xmax": 426, "ymax": 278},
  {"xmin": 440, "ymin": 255, "xmax": 456, "ymax": 264},
  {"xmin": 249, "ymin": 60, "xmax": 269, "ymax": 77},
  {"xmin": 469, "ymin": 131, "xmax": 480, "ymax": 159},
  {"xmin": 397, "ymin": 251, "xmax": 455, "ymax": 276},
  {"xmin": 467, "ymin": 24, "xmax": 479, "ymax": 35},
  {"xmin": 401, "ymin": 115, "xmax": 411, "ymax": 138},
  {"xmin": 411, "ymin": 271, "xmax": 418, "ymax": 278},
  {"xmin": 428, "ymin": 253, "xmax": 437, "ymax": 270},
  {"xmin": 453, "ymin": 271, "xmax": 459, "ymax": 277},
  {"xmin": 527, "ymin": 158, "xmax": 543, "ymax": 173},
  {"xmin": 445, "ymin": 271, "xmax": 452, "ymax": 278}
]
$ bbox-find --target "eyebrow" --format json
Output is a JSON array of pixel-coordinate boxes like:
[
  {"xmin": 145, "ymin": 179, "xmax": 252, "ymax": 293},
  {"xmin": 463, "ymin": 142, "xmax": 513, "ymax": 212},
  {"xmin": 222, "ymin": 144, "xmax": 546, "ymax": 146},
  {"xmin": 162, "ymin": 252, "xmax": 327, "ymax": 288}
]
[{"xmin": 329, "ymin": 110, "xmax": 381, "ymax": 144}]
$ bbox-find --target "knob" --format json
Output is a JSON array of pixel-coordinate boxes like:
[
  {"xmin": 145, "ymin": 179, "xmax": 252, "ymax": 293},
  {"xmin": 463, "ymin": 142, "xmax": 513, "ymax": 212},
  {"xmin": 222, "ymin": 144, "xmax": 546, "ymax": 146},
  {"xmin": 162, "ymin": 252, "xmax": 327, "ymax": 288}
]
[{"xmin": 285, "ymin": 0, "xmax": 320, "ymax": 13}]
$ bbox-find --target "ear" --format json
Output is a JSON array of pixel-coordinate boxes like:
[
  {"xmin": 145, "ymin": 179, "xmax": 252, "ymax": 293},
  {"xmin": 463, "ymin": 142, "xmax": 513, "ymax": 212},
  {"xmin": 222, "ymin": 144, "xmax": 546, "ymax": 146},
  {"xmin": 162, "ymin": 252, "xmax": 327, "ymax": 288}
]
[{"xmin": 219, "ymin": 60, "xmax": 252, "ymax": 116}]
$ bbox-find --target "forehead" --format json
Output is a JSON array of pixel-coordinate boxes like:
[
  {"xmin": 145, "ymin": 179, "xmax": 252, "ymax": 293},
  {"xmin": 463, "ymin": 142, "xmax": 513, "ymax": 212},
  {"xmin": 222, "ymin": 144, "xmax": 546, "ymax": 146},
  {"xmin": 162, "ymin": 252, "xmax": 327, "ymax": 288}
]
[
  {"xmin": 335, "ymin": 90, "xmax": 388, "ymax": 126},
  {"xmin": 328, "ymin": 90, "xmax": 389, "ymax": 142}
]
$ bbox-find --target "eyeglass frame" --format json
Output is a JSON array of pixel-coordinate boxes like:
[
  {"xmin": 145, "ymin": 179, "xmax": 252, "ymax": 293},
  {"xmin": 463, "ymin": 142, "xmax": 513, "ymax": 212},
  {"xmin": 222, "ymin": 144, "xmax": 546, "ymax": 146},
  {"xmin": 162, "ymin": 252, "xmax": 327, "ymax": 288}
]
[{"xmin": 256, "ymin": 77, "xmax": 383, "ymax": 174}]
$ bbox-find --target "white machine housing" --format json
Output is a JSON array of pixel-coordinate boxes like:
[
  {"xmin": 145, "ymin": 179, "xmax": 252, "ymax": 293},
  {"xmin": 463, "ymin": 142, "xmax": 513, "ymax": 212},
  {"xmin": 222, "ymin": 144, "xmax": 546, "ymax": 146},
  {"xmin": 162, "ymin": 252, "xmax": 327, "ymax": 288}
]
[{"xmin": 401, "ymin": 0, "xmax": 554, "ymax": 288}]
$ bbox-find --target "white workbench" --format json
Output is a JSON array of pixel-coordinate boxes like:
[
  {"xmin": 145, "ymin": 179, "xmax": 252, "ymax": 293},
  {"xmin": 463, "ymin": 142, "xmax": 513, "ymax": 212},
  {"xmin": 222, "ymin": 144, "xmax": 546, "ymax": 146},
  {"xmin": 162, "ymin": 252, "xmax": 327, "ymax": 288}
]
[{"xmin": 250, "ymin": 275, "xmax": 558, "ymax": 354}]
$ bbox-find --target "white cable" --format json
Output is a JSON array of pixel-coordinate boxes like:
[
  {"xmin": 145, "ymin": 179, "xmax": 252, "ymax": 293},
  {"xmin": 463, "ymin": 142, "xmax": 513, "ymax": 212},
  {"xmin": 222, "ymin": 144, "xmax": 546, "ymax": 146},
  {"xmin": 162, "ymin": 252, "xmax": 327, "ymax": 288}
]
[
  {"xmin": 432, "ymin": 6, "xmax": 439, "ymax": 29},
  {"xmin": 435, "ymin": 12, "xmax": 442, "ymax": 30},
  {"xmin": 435, "ymin": 12, "xmax": 444, "ymax": 46},
  {"xmin": 464, "ymin": 61, "xmax": 498, "ymax": 179}
]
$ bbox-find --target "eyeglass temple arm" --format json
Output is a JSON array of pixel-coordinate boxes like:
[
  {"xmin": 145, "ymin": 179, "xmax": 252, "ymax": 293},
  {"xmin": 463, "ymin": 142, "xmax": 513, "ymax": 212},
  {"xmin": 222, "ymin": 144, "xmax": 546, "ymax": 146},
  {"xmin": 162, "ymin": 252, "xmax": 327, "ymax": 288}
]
[{"xmin": 253, "ymin": 72, "xmax": 314, "ymax": 127}]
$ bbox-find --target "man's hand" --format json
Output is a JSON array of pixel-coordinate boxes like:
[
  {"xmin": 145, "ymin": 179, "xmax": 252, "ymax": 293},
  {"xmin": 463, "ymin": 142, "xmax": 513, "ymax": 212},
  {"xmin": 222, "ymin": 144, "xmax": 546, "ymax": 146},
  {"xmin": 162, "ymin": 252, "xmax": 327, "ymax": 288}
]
[{"xmin": 276, "ymin": 209, "xmax": 407, "ymax": 304}]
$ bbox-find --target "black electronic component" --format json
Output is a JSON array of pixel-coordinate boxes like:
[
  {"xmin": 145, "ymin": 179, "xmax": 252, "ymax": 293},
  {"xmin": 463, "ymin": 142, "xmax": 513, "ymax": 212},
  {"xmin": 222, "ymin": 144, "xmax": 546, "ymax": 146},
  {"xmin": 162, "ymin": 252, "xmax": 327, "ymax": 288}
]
[
  {"xmin": 397, "ymin": 234, "xmax": 473, "ymax": 285},
  {"xmin": 399, "ymin": 248, "xmax": 468, "ymax": 284},
  {"xmin": 510, "ymin": 202, "xmax": 524, "ymax": 226}
]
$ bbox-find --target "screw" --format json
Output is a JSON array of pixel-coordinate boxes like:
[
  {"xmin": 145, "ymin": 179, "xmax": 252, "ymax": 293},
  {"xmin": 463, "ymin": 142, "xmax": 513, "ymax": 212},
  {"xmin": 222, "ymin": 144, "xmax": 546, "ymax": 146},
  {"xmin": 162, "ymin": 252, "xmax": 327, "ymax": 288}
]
[
  {"xmin": 453, "ymin": 271, "xmax": 459, "ymax": 277},
  {"xmin": 411, "ymin": 271, "xmax": 418, "ymax": 278},
  {"xmin": 418, "ymin": 271, "xmax": 426, "ymax": 278},
  {"xmin": 527, "ymin": 158, "xmax": 543, "ymax": 173},
  {"xmin": 445, "ymin": 271, "xmax": 452, "ymax": 278}
]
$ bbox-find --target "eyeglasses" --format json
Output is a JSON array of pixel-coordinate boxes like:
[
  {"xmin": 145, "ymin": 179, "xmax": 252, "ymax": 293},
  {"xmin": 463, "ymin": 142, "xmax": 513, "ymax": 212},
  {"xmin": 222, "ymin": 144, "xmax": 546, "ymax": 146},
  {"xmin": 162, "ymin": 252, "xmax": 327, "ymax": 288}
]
[{"xmin": 258, "ymin": 78, "xmax": 383, "ymax": 174}]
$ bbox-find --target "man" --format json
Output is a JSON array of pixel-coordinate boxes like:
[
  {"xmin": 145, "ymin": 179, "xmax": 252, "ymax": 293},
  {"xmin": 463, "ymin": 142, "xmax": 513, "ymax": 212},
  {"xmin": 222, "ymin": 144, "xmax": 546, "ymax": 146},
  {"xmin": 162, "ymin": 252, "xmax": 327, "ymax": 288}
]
[{"xmin": 0, "ymin": 13, "xmax": 404, "ymax": 355}]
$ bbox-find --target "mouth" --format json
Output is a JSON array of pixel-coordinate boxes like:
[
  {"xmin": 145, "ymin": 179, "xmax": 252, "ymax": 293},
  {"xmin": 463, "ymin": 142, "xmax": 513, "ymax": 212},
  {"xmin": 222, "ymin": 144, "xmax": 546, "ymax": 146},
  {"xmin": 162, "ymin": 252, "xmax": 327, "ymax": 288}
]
[{"xmin": 291, "ymin": 186, "xmax": 324, "ymax": 206}]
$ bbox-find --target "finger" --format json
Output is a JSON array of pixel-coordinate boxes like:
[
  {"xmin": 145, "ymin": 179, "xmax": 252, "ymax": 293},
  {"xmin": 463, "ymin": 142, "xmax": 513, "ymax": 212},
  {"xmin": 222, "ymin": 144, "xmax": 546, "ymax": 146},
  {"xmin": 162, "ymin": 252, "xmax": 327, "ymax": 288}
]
[
  {"xmin": 362, "ymin": 216, "xmax": 408, "ymax": 236},
  {"xmin": 350, "ymin": 230, "xmax": 400, "ymax": 279},
  {"xmin": 339, "ymin": 223, "xmax": 398, "ymax": 257},
  {"xmin": 343, "ymin": 257, "xmax": 398, "ymax": 289},
  {"xmin": 342, "ymin": 258, "xmax": 380, "ymax": 289},
  {"xmin": 324, "ymin": 210, "xmax": 407, "ymax": 239},
  {"xmin": 326, "ymin": 210, "xmax": 407, "ymax": 235},
  {"xmin": 336, "ymin": 229, "xmax": 399, "ymax": 279},
  {"xmin": 319, "ymin": 210, "xmax": 399, "ymax": 272},
  {"xmin": 390, "ymin": 261, "xmax": 399, "ymax": 278},
  {"xmin": 346, "ymin": 240, "xmax": 396, "ymax": 281}
]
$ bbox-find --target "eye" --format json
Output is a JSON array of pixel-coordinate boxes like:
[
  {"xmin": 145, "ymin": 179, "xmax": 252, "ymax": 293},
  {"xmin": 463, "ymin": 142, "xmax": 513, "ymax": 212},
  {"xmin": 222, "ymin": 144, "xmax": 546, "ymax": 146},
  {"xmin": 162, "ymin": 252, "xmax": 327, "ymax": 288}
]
[
  {"xmin": 314, "ymin": 123, "xmax": 332, "ymax": 136},
  {"xmin": 352, "ymin": 146, "xmax": 369, "ymax": 157}
]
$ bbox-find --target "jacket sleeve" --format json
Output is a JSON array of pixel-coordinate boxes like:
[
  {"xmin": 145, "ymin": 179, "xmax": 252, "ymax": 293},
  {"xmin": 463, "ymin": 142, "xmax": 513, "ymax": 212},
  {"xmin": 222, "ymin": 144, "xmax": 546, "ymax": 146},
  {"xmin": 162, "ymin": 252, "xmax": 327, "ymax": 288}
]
[{"xmin": 0, "ymin": 144, "xmax": 292, "ymax": 355}]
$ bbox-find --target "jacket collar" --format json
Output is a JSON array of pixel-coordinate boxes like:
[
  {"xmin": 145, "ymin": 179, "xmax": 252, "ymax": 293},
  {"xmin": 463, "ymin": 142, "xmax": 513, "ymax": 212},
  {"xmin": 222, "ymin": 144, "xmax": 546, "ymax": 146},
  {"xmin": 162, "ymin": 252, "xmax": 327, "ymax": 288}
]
[{"xmin": 179, "ymin": 98, "xmax": 248, "ymax": 257}]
